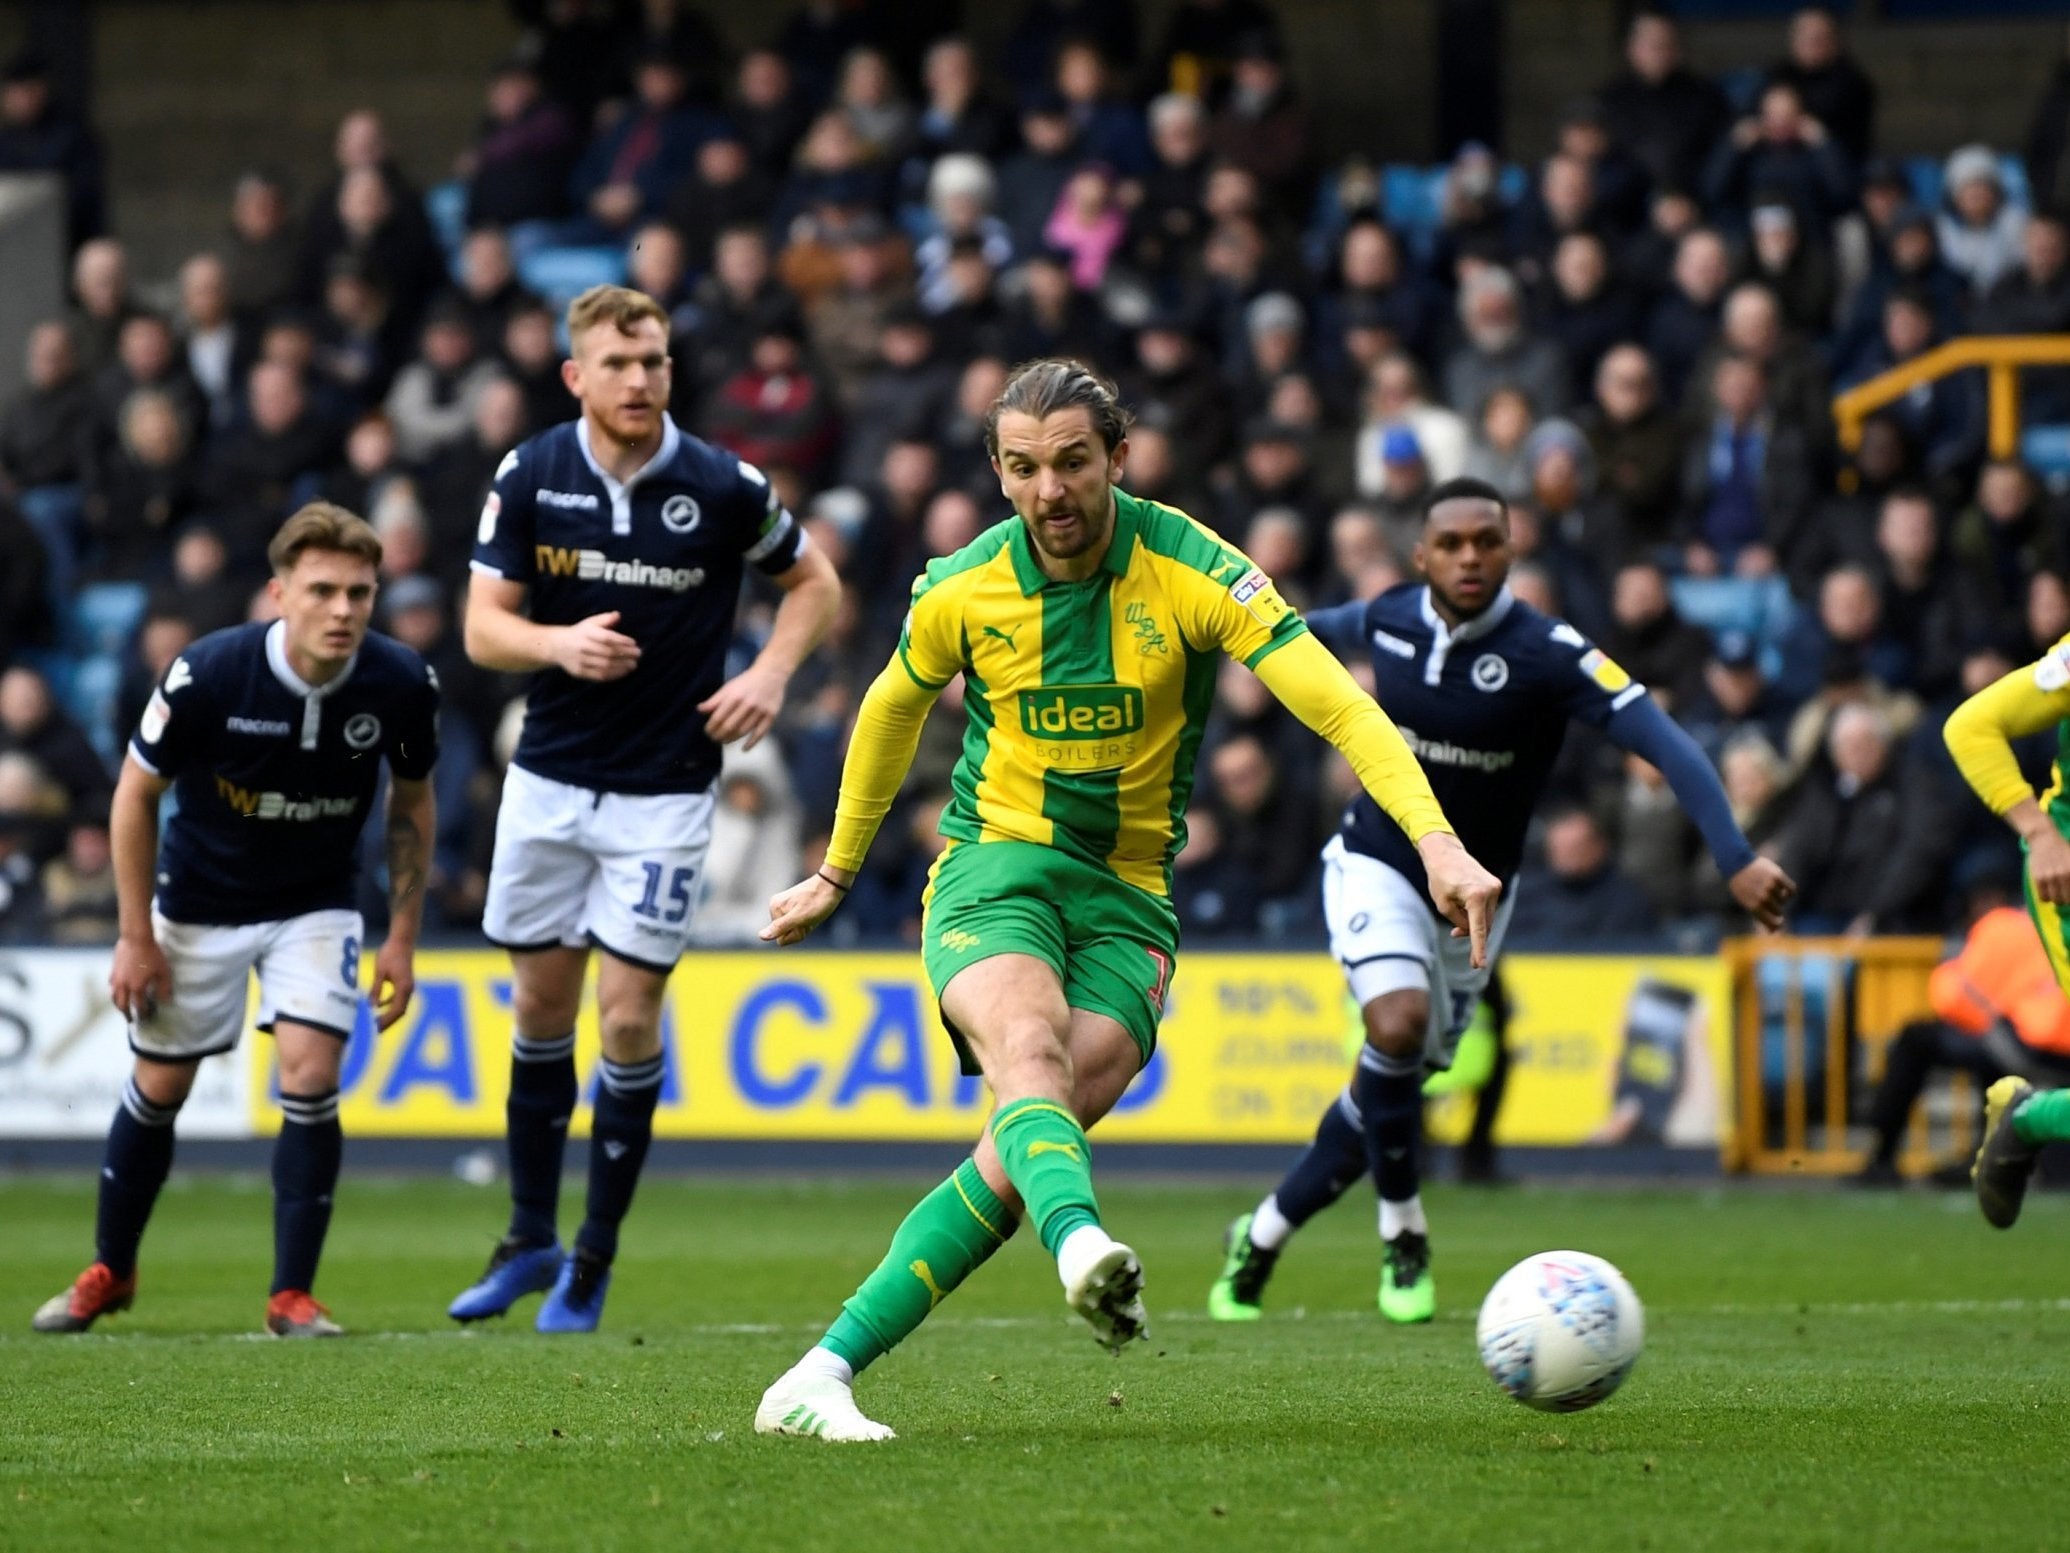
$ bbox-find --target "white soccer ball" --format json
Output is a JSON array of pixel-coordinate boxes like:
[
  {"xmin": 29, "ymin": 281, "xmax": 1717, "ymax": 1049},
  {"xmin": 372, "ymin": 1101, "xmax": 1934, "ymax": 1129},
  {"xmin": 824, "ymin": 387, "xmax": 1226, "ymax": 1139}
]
[{"xmin": 1475, "ymin": 1250, "xmax": 1644, "ymax": 1412}]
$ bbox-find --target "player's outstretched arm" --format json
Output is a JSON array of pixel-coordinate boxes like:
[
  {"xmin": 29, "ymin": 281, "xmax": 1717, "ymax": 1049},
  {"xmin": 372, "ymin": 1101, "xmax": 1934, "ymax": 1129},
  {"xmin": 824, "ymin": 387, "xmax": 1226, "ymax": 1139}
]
[
  {"xmin": 1250, "ymin": 630, "xmax": 1502, "ymax": 965},
  {"xmin": 761, "ymin": 657, "xmax": 941, "ymax": 946},
  {"xmin": 1605, "ymin": 695, "xmax": 1795, "ymax": 930},
  {"xmin": 108, "ymin": 755, "xmax": 173, "ymax": 1021},
  {"xmin": 462, "ymin": 574, "xmax": 640, "ymax": 680},
  {"xmin": 701, "ymin": 542, "xmax": 841, "ymax": 751},
  {"xmin": 372, "ymin": 776, "xmax": 435, "ymax": 1030},
  {"xmin": 1946, "ymin": 654, "xmax": 2070, "ymax": 903}
]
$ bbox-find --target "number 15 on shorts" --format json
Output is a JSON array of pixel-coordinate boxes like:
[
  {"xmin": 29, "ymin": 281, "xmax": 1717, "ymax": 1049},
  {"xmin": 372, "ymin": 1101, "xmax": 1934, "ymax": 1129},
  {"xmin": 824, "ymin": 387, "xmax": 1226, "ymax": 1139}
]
[{"xmin": 633, "ymin": 862, "xmax": 697, "ymax": 924}]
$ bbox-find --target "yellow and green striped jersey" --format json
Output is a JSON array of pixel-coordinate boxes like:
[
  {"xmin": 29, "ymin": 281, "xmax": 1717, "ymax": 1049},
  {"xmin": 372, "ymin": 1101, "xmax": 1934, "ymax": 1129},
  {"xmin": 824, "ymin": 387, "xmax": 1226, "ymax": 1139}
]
[{"xmin": 897, "ymin": 489, "xmax": 1305, "ymax": 895}]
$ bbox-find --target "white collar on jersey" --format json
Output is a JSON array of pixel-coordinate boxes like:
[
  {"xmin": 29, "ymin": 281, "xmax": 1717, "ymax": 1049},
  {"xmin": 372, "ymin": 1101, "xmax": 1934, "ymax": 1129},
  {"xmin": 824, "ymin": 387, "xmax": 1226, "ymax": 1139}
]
[
  {"xmin": 265, "ymin": 620, "xmax": 359, "ymax": 750},
  {"xmin": 576, "ymin": 414, "xmax": 683, "ymax": 536},
  {"xmin": 1416, "ymin": 583, "xmax": 1515, "ymax": 687}
]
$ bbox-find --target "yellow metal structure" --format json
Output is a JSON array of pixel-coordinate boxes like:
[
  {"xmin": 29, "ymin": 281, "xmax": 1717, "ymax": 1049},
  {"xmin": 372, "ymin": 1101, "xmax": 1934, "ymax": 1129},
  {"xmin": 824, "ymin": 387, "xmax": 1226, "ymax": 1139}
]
[
  {"xmin": 1722, "ymin": 937, "xmax": 1976, "ymax": 1176},
  {"xmin": 1832, "ymin": 335, "xmax": 2070, "ymax": 460}
]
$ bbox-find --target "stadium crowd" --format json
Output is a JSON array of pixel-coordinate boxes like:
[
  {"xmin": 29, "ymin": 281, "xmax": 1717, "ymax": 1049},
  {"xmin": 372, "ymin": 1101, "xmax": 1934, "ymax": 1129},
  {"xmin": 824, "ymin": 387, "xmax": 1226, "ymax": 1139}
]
[{"xmin": 3, "ymin": 1, "xmax": 2070, "ymax": 951}]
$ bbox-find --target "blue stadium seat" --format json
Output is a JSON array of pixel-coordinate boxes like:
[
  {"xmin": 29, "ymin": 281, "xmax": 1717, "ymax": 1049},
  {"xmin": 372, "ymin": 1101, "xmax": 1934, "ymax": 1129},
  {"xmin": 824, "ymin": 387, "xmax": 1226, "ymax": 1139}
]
[
  {"xmin": 66, "ymin": 581, "xmax": 147, "ymax": 660},
  {"xmin": 517, "ymin": 245, "xmax": 629, "ymax": 307},
  {"xmin": 1668, "ymin": 574, "xmax": 1797, "ymax": 644},
  {"xmin": 425, "ymin": 180, "xmax": 468, "ymax": 263},
  {"xmin": 63, "ymin": 654, "xmax": 125, "ymax": 766},
  {"xmin": 2022, "ymin": 424, "xmax": 2070, "ymax": 489},
  {"xmin": 1380, "ymin": 162, "xmax": 1527, "ymax": 261},
  {"xmin": 1717, "ymin": 66, "xmax": 1768, "ymax": 118}
]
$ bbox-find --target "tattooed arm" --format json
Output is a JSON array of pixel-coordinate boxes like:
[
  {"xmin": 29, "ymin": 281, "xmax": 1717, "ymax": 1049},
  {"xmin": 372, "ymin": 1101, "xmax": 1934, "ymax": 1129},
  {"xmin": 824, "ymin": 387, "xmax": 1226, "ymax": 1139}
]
[{"xmin": 372, "ymin": 776, "xmax": 436, "ymax": 1030}]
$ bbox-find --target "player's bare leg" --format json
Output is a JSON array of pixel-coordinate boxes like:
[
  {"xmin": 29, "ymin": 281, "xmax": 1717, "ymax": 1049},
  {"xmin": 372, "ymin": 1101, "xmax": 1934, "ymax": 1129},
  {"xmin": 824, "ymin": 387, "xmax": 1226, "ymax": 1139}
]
[
  {"xmin": 265, "ymin": 1021, "xmax": 347, "ymax": 1337},
  {"xmin": 33, "ymin": 1055, "xmax": 199, "ymax": 1333},
  {"xmin": 451, "ymin": 946, "xmax": 587, "ymax": 1323},
  {"xmin": 535, "ymin": 951, "xmax": 671, "ymax": 1332},
  {"xmin": 759, "ymin": 995, "xmax": 1146, "ymax": 1442}
]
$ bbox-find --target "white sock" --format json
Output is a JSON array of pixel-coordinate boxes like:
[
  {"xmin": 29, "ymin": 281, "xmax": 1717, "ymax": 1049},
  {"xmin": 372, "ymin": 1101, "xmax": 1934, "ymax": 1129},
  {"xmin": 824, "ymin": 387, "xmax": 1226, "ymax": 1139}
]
[
  {"xmin": 1379, "ymin": 1195, "xmax": 1427, "ymax": 1240},
  {"xmin": 1055, "ymin": 1222, "xmax": 1116, "ymax": 1289},
  {"xmin": 794, "ymin": 1345, "xmax": 854, "ymax": 1387},
  {"xmin": 1248, "ymin": 1195, "xmax": 1293, "ymax": 1251}
]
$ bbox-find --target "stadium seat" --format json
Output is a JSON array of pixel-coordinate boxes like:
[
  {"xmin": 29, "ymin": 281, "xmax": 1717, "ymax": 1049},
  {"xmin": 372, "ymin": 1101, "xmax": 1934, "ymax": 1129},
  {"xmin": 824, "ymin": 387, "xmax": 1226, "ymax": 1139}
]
[
  {"xmin": 1668, "ymin": 574, "xmax": 1797, "ymax": 647},
  {"xmin": 517, "ymin": 245, "xmax": 629, "ymax": 307},
  {"xmin": 66, "ymin": 581, "xmax": 147, "ymax": 660},
  {"xmin": 2022, "ymin": 424, "xmax": 2070, "ymax": 490},
  {"xmin": 62, "ymin": 654, "xmax": 125, "ymax": 766},
  {"xmin": 1380, "ymin": 162, "xmax": 1527, "ymax": 261}
]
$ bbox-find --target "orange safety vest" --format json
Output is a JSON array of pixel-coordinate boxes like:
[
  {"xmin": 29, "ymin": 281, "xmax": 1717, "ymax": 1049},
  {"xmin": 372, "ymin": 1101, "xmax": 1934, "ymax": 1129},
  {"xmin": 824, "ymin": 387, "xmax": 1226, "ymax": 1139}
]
[{"xmin": 1929, "ymin": 906, "xmax": 2070, "ymax": 1056}]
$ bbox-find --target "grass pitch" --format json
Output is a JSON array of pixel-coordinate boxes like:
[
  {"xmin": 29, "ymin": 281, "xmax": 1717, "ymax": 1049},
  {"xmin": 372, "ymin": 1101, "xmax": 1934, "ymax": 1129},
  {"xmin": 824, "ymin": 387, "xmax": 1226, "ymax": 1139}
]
[{"xmin": 3, "ymin": 1172, "xmax": 2064, "ymax": 1552}]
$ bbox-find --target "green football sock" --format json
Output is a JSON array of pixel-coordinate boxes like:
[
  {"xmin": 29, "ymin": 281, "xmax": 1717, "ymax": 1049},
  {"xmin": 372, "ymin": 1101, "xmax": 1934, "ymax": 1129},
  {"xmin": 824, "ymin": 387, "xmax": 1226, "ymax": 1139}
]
[
  {"xmin": 820, "ymin": 1158, "xmax": 1016, "ymax": 1373},
  {"xmin": 991, "ymin": 1097, "xmax": 1100, "ymax": 1256},
  {"xmin": 2012, "ymin": 1087, "xmax": 2070, "ymax": 1147}
]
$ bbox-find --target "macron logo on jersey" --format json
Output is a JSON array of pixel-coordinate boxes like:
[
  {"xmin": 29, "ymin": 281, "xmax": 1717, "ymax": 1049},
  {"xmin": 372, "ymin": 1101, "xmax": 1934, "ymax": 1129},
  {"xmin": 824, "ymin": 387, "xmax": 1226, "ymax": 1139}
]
[
  {"xmin": 537, "ymin": 489, "xmax": 600, "ymax": 510},
  {"xmin": 534, "ymin": 544, "xmax": 706, "ymax": 592}
]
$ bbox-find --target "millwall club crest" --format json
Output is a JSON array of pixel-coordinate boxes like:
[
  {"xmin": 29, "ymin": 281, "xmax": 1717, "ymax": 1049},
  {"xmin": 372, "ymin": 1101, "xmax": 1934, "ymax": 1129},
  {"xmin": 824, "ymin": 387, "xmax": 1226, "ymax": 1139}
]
[
  {"xmin": 343, "ymin": 713, "xmax": 382, "ymax": 750},
  {"xmin": 1471, "ymin": 653, "xmax": 1509, "ymax": 692},
  {"xmin": 661, "ymin": 494, "xmax": 701, "ymax": 534}
]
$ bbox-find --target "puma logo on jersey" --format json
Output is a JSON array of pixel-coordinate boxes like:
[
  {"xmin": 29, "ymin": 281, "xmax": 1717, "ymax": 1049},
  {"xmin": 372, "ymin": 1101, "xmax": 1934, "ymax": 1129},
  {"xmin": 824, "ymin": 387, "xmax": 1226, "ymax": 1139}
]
[
  {"xmin": 981, "ymin": 624, "xmax": 1022, "ymax": 652},
  {"xmin": 1027, "ymin": 1140, "xmax": 1082, "ymax": 1161},
  {"xmin": 1210, "ymin": 557, "xmax": 1241, "ymax": 580}
]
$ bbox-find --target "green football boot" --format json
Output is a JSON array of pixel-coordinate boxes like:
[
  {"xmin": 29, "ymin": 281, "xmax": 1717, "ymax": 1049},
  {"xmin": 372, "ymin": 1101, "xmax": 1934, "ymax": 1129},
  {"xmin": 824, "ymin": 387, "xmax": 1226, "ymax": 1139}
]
[
  {"xmin": 1379, "ymin": 1230, "xmax": 1435, "ymax": 1323},
  {"xmin": 1974, "ymin": 1077, "xmax": 2039, "ymax": 1229},
  {"xmin": 1207, "ymin": 1212, "xmax": 1278, "ymax": 1321}
]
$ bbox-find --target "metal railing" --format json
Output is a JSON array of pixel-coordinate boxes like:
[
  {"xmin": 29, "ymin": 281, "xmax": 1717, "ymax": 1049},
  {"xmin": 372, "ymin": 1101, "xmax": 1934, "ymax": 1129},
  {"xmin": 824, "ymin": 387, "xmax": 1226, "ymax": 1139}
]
[
  {"xmin": 1722, "ymin": 936, "xmax": 1973, "ymax": 1176},
  {"xmin": 1832, "ymin": 334, "xmax": 2070, "ymax": 460}
]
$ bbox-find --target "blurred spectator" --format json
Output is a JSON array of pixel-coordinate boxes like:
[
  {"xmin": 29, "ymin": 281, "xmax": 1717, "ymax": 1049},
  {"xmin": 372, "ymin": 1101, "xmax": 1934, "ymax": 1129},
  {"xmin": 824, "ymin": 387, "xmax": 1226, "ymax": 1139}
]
[
  {"xmin": 1767, "ymin": 702, "xmax": 1951, "ymax": 933},
  {"xmin": 1003, "ymin": 0, "xmax": 1140, "ymax": 98},
  {"xmin": 568, "ymin": 51, "xmax": 722, "ymax": 240},
  {"xmin": 83, "ymin": 389, "xmax": 198, "ymax": 582},
  {"xmin": 421, "ymin": 378, "xmax": 527, "ymax": 577},
  {"xmin": 1508, "ymin": 152, "xmax": 1599, "ymax": 290},
  {"xmin": 1507, "ymin": 805, "xmax": 1659, "ymax": 945},
  {"xmin": 1777, "ymin": 564, "xmax": 1919, "ymax": 716},
  {"xmin": 1604, "ymin": 559, "xmax": 1710, "ymax": 709},
  {"xmin": 1951, "ymin": 458, "xmax": 2068, "ymax": 628},
  {"xmin": 916, "ymin": 154, "xmax": 1015, "ymax": 312},
  {"xmin": 1460, "ymin": 386, "xmax": 1533, "ymax": 505},
  {"xmin": 203, "ymin": 361, "xmax": 338, "ymax": 561},
  {"xmin": 1875, "ymin": 486, "xmax": 1989, "ymax": 700},
  {"xmin": 2, "ymin": 321, "xmax": 92, "ymax": 498},
  {"xmin": 1123, "ymin": 312, "xmax": 1234, "ymax": 479},
  {"xmin": 1973, "ymin": 211, "xmax": 2070, "ymax": 419},
  {"xmin": 698, "ymin": 739, "xmax": 806, "ymax": 942},
  {"xmin": 461, "ymin": 57, "xmax": 579, "ymax": 228},
  {"xmin": 501, "ymin": 300, "xmax": 571, "ymax": 431},
  {"xmin": 1701, "ymin": 81, "xmax": 1855, "ymax": 242},
  {"xmin": 0, "ymin": 753, "xmax": 63, "ymax": 937},
  {"xmin": 115, "ymin": 606, "xmax": 195, "ymax": 742},
  {"xmin": 676, "ymin": 223, "xmax": 790, "ymax": 409},
  {"xmin": 1359, "ymin": 352, "xmax": 1466, "ymax": 489},
  {"xmin": 770, "ymin": 109, "xmax": 896, "ymax": 242},
  {"xmin": 840, "ymin": 307, "xmax": 955, "ymax": 486},
  {"xmin": 1770, "ymin": 6, "xmax": 1876, "ymax": 164},
  {"xmin": 1001, "ymin": 247, "xmax": 1110, "ymax": 367},
  {"xmin": 1204, "ymin": 731, "xmax": 1316, "ymax": 915},
  {"xmin": 370, "ymin": 479, "xmax": 434, "ymax": 584},
  {"xmin": 384, "ymin": 303, "xmax": 505, "ymax": 464},
  {"xmin": 68, "ymin": 238, "xmax": 136, "ymax": 375},
  {"xmin": 1842, "ymin": 288, "xmax": 1981, "ymax": 484},
  {"xmin": 998, "ymin": 92, "xmax": 1083, "ymax": 256},
  {"xmin": 0, "ymin": 51, "xmax": 105, "ymax": 247},
  {"xmin": 1171, "ymin": 805, "xmax": 1252, "ymax": 938},
  {"xmin": 1218, "ymin": 420, "xmax": 1323, "ymax": 545},
  {"xmin": 1130, "ymin": 93, "xmax": 1212, "ymax": 284},
  {"xmin": 312, "ymin": 264, "xmax": 399, "ymax": 419},
  {"xmin": 39, "ymin": 820, "xmax": 118, "ymax": 945},
  {"xmin": 1647, "ymin": 226, "xmax": 1732, "ymax": 405},
  {"xmin": 703, "ymin": 315, "xmax": 841, "ymax": 484},
  {"xmin": 1443, "ymin": 266, "xmax": 1568, "ymax": 420},
  {"xmin": 224, "ymin": 169, "xmax": 300, "ymax": 322},
  {"xmin": 1046, "ymin": 165, "xmax": 1130, "ymax": 293},
  {"xmin": 1207, "ymin": 31, "xmax": 1310, "ymax": 215},
  {"xmin": 834, "ymin": 47, "xmax": 914, "ymax": 165},
  {"xmin": 452, "ymin": 228, "xmax": 540, "ymax": 346},
  {"xmin": 0, "ymin": 499, "xmax": 53, "ymax": 657},
  {"xmin": 911, "ymin": 36, "xmax": 1012, "ymax": 168},
  {"xmin": 1831, "ymin": 204, "xmax": 1962, "ymax": 383},
  {"xmin": 664, "ymin": 133, "xmax": 776, "ymax": 271},
  {"xmin": 1154, "ymin": 0, "xmax": 1280, "ymax": 105},
  {"xmin": 1690, "ymin": 281, "xmax": 1830, "ymax": 442},
  {"xmin": 0, "ymin": 667, "xmax": 110, "ymax": 823},
  {"xmin": 1552, "ymin": 96, "xmax": 1648, "ymax": 236},
  {"xmin": 154, "ymin": 526, "xmax": 248, "ymax": 636},
  {"xmin": 95, "ymin": 313, "xmax": 206, "ymax": 453},
  {"xmin": 1612, "ymin": 751, "xmax": 1701, "ymax": 922},
  {"xmin": 299, "ymin": 113, "xmax": 442, "ymax": 332},
  {"xmin": 1744, "ymin": 198, "xmax": 1835, "ymax": 338},
  {"xmin": 1676, "ymin": 630, "xmax": 1788, "ymax": 765},
  {"xmin": 1936, "ymin": 144, "xmax": 2026, "ymax": 299},
  {"xmin": 1581, "ymin": 344, "xmax": 1683, "ymax": 556},
  {"xmin": 1680, "ymin": 353, "xmax": 1813, "ymax": 579},
  {"xmin": 1537, "ymin": 231, "xmax": 1643, "ymax": 404},
  {"xmin": 1051, "ymin": 38, "xmax": 1150, "ymax": 181},
  {"xmin": 732, "ymin": 48, "xmax": 812, "ymax": 186},
  {"xmin": 1597, "ymin": 12, "xmax": 1730, "ymax": 195},
  {"xmin": 177, "ymin": 252, "xmax": 248, "ymax": 433}
]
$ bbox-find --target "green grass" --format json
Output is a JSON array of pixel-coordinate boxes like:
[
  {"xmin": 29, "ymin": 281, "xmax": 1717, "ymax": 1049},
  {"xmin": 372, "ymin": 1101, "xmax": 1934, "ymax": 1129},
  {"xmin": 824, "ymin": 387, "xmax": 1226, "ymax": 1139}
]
[{"xmin": 3, "ymin": 1173, "xmax": 2065, "ymax": 1552}]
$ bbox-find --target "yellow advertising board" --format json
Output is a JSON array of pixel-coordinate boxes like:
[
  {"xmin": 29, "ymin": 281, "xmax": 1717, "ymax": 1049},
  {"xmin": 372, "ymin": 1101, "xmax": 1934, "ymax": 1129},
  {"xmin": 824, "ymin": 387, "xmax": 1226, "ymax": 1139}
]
[{"xmin": 249, "ymin": 950, "xmax": 1732, "ymax": 1153}]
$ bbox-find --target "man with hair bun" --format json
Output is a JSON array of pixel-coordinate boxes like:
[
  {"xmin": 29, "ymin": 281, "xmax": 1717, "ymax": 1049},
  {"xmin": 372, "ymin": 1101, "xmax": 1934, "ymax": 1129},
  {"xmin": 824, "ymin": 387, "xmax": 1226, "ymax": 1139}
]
[{"xmin": 754, "ymin": 358, "xmax": 1502, "ymax": 1443}]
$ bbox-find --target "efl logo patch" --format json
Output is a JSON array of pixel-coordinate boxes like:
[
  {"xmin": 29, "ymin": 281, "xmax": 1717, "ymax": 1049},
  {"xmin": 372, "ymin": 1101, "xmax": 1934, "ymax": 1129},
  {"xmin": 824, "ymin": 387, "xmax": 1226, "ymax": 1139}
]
[
  {"xmin": 1230, "ymin": 567, "xmax": 1289, "ymax": 627},
  {"xmin": 478, "ymin": 490, "xmax": 501, "ymax": 545},
  {"xmin": 1578, "ymin": 648, "xmax": 1632, "ymax": 694},
  {"xmin": 139, "ymin": 691, "xmax": 171, "ymax": 745}
]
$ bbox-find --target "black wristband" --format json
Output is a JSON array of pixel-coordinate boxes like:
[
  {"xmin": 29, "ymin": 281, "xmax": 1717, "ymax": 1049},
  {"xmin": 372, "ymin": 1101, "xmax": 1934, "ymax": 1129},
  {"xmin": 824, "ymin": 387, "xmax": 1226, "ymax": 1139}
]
[{"xmin": 816, "ymin": 869, "xmax": 851, "ymax": 894}]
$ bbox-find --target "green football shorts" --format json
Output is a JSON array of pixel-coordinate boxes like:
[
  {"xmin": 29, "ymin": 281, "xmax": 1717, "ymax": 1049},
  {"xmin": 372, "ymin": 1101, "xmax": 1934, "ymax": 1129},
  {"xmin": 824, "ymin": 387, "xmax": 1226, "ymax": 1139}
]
[{"xmin": 919, "ymin": 839, "xmax": 1179, "ymax": 1075}]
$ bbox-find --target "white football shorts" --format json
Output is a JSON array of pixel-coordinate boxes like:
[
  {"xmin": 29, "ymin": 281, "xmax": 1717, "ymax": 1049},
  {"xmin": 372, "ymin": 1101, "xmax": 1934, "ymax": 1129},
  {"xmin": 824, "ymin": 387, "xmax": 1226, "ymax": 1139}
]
[
  {"xmin": 131, "ymin": 907, "xmax": 365, "ymax": 1060},
  {"xmin": 1320, "ymin": 834, "xmax": 1515, "ymax": 1068},
  {"xmin": 483, "ymin": 763, "xmax": 715, "ymax": 971}
]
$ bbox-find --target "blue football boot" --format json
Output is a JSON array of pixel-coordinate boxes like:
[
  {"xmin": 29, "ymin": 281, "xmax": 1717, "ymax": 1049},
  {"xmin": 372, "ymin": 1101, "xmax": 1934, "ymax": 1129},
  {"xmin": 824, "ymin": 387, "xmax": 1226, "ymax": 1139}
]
[
  {"xmin": 536, "ymin": 1247, "xmax": 611, "ymax": 1333},
  {"xmin": 447, "ymin": 1237, "xmax": 564, "ymax": 1323}
]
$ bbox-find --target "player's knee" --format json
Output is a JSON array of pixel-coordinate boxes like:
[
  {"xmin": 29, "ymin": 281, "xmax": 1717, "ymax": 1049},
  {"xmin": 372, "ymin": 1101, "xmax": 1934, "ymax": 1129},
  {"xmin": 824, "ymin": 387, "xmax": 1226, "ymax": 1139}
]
[
  {"xmin": 1364, "ymin": 997, "xmax": 1428, "ymax": 1059},
  {"xmin": 512, "ymin": 979, "xmax": 581, "ymax": 1037},
  {"xmin": 276, "ymin": 1041, "xmax": 342, "ymax": 1095},
  {"xmin": 132, "ymin": 1058, "xmax": 197, "ymax": 1110},
  {"xmin": 991, "ymin": 1016, "xmax": 1073, "ymax": 1094},
  {"xmin": 597, "ymin": 1007, "xmax": 664, "ymax": 1064}
]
